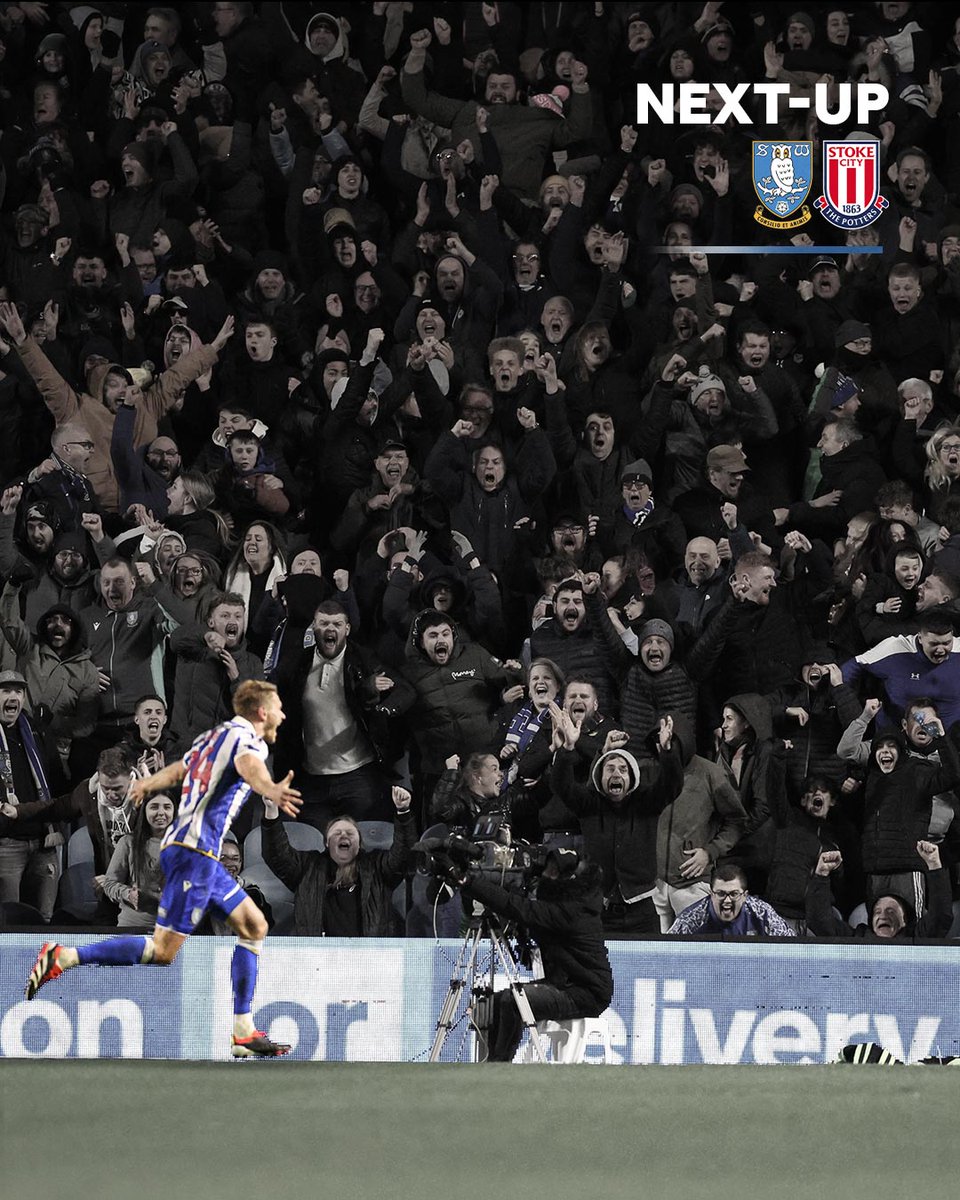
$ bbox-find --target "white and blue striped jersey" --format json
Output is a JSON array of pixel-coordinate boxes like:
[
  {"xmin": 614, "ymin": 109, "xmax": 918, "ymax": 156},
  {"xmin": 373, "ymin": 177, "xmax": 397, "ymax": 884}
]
[{"xmin": 162, "ymin": 717, "xmax": 268, "ymax": 858}]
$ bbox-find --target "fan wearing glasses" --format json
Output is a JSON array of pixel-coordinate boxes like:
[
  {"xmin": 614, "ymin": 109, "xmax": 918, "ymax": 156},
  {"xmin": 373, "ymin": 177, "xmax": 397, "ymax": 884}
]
[
  {"xmin": 666, "ymin": 863, "xmax": 795, "ymax": 937},
  {"xmin": 23, "ymin": 422, "xmax": 101, "ymax": 534}
]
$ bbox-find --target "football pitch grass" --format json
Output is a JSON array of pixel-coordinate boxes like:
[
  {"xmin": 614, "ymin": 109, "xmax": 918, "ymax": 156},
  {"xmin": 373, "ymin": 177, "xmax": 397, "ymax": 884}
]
[{"xmin": 0, "ymin": 1061, "xmax": 952, "ymax": 1200}]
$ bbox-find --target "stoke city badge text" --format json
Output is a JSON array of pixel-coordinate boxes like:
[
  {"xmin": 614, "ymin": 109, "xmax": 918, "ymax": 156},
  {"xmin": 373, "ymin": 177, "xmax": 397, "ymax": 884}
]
[{"xmin": 814, "ymin": 141, "xmax": 888, "ymax": 229}]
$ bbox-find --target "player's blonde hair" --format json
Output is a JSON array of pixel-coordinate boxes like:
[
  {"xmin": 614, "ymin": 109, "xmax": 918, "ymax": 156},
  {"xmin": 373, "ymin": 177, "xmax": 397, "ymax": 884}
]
[{"xmin": 233, "ymin": 680, "xmax": 279, "ymax": 721}]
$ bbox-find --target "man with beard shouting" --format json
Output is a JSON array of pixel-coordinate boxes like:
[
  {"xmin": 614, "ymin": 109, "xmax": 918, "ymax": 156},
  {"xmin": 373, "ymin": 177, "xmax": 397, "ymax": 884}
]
[
  {"xmin": 400, "ymin": 609, "xmax": 523, "ymax": 818},
  {"xmin": 273, "ymin": 599, "xmax": 414, "ymax": 833}
]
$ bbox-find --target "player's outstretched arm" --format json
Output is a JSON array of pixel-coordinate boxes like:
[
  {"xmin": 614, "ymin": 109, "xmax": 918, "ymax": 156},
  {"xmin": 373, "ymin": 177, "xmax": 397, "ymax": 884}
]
[
  {"xmin": 236, "ymin": 754, "xmax": 302, "ymax": 818},
  {"xmin": 129, "ymin": 761, "xmax": 187, "ymax": 807}
]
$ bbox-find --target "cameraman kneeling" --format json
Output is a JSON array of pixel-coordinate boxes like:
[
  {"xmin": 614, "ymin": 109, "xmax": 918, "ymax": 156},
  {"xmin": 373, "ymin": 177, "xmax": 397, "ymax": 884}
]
[{"xmin": 452, "ymin": 848, "xmax": 614, "ymax": 1062}]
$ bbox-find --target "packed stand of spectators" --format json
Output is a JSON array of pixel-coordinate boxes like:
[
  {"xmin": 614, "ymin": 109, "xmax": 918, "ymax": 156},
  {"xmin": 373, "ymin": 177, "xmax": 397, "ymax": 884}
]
[{"xmin": 0, "ymin": 0, "xmax": 960, "ymax": 945}]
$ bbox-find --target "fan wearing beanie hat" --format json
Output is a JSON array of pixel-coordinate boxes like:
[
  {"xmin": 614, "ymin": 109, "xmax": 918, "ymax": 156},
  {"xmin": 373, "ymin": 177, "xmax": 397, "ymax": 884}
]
[
  {"xmin": 599, "ymin": 459, "xmax": 687, "ymax": 576},
  {"xmin": 828, "ymin": 374, "xmax": 861, "ymax": 415},
  {"xmin": 785, "ymin": 12, "xmax": 816, "ymax": 51},
  {"xmin": 550, "ymin": 711, "xmax": 681, "ymax": 936},
  {"xmin": 834, "ymin": 321, "xmax": 871, "ymax": 350},
  {"xmin": 690, "ymin": 369, "xmax": 729, "ymax": 419},
  {"xmin": 616, "ymin": 616, "xmax": 697, "ymax": 753}
]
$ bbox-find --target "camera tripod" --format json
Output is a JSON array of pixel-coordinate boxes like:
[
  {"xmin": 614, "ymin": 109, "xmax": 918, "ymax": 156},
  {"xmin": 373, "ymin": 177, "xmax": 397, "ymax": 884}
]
[{"xmin": 429, "ymin": 913, "xmax": 548, "ymax": 1063}]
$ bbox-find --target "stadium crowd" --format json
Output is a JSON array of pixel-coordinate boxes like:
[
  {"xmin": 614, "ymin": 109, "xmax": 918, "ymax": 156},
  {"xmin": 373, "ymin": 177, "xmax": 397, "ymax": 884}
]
[{"xmin": 0, "ymin": 0, "xmax": 959, "ymax": 943}]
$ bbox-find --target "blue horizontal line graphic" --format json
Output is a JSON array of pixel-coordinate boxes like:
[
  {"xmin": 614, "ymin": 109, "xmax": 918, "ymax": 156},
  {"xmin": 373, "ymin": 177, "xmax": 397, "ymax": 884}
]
[{"xmin": 653, "ymin": 245, "xmax": 884, "ymax": 255}]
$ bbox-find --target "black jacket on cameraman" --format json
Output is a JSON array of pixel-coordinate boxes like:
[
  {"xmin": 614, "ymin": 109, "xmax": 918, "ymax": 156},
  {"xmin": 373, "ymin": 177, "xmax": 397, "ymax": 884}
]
[{"xmin": 462, "ymin": 865, "xmax": 614, "ymax": 1012}]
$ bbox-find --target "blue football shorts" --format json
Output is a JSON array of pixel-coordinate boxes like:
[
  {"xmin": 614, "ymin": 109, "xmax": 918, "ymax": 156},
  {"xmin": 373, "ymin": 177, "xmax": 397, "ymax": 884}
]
[{"xmin": 156, "ymin": 844, "xmax": 247, "ymax": 935}]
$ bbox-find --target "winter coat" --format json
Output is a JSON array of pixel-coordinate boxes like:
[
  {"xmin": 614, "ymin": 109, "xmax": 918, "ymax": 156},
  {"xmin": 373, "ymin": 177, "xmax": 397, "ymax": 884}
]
[
  {"xmin": 766, "ymin": 674, "xmax": 862, "ymax": 791},
  {"xmin": 686, "ymin": 592, "xmax": 807, "ymax": 707},
  {"xmin": 766, "ymin": 793, "xmax": 863, "ymax": 921},
  {"xmin": 261, "ymin": 811, "xmax": 416, "ymax": 937},
  {"xmin": 0, "ymin": 588, "xmax": 99, "ymax": 741},
  {"xmin": 857, "ymin": 732, "xmax": 960, "ymax": 875},
  {"xmin": 655, "ymin": 714, "xmax": 748, "ymax": 887},
  {"xmin": 107, "ymin": 132, "xmax": 198, "ymax": 244},
  {"xmin": 619, "ymin": 660, "xmax": 698, "ymax": 752},
  {"xmin": 78, "ymin": 587, "xmax": 190, "ymax": 724},
  {"xmin": 164, "ymin": 510, "xmax": 227, "ymax": 563},
  {"xmin": 674, "ymin": 481, "xmax": 777, "ymax": 547},
  {"xmin": 15, "ymin": 335, "xmax": 218, "ymax": 512},
  {"xmin": 424, "ymin": 428, "xmax": 557, "ymax": 577},
  {"xmin": 318, "ymin": 360, "xmax": 381, "ymax": 510},
  {"xmin": 399, "ymin": 612, "xmax": 522, "ymax": 774},
  {"xmin": 103, "ymin": 833, "xmax": 164, "ymax": 929},
  {"xmin": 330, "ymin": 467, "xmax": 430, "ymax": 561},
  {"xmin": 551, "ymin": 744, "xmax": 684, "ymax": 902},
  {"xmin": 430, "ymin": 770, "xmax": 508, "ymax": 830},
  {"xmin": 400, "ymin": 70, "xmax": 594, "ymax": 202},
  {"xmin": 218, "ymin": 352, "xmax": 297, "ymax": 428},
  {"xmin": 168, "ymin": 625, "xmax": 265, "ymax": 755},
  {"xmin": 110, "ymin": 400, "xmax": 170, "ymax": 516},
  {"xmin": 715, "ymin": 693, "xmax": 783, "ymax": 887},
  {"xmin": 381, "ymin": 564, "xmax": 503, "ymax": 670},
  {"xmin": 528, "ymin": 597, "xmax": 620, "ymax": 718},
  {"xmin": 596, "ymin": 501, "xmax": 688, "ymax": 576},
  {"xmin": 670, "ymin": 562, "xmax": 728, "ymax": 634},
  {"xmin": 787, "ymin": 437, "xmax": 888, "ymax": 542}
]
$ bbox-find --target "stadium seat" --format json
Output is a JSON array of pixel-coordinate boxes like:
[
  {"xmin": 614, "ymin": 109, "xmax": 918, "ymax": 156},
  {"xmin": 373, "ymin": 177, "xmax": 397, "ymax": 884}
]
[
  {"xmin": 244, "ymin": 822, "xmax": 324, "ymax": 866},
  {"xmin": 57, "ymin": 863, "xmax": 98, "ymax": 921},
  {"xmin": 357, "ymin": 820, "xmax": 394, "ymax": 851},
  {"xmin": 532, "ymin": 1017, "xmax": 614, "ymax": 1064},
  {"xmin": 240, "ymin": 863, "xmax": 294, "ymax": 909},
  {"xmin": 270, "ymin": 899, "xmax": 294, "ymax": 935},
  {"xmin": 67, "ymin": 825, "xmax": 94, "ymax": 867},
  {"xmin": 0, "ymin": 901, "xmax": 47, "ymax": 928}
]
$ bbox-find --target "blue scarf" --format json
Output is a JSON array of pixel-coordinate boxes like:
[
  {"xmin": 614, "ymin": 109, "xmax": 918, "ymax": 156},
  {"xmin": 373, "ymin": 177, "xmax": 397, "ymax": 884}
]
[
  {"xmin": 0, "ymin": 714, "xmax": 52, "ymax": 805},
  {"xmin": 501, "ymin": 702, "xmax": 547, "ymax": 789},
  {"xmin": 626, "ymin": 497, "xmax": 655, "ymax": 527}
]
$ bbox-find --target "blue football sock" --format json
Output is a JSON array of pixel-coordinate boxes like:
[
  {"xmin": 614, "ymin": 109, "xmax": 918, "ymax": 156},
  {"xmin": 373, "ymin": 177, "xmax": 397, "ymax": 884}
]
[
  {"xmin": 76, "ymin": 936, "xmax": 148, "ymax": 967},
  {"xmin": 231, "ymin": 944, "xmax": 259, "ymax": 1016}
]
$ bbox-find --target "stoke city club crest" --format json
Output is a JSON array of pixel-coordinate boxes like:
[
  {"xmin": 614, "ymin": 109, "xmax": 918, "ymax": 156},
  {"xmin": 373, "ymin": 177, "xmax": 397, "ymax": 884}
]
[{"xmin": 815, "ymin": 141, "xmax": 888, "ymax": 229}]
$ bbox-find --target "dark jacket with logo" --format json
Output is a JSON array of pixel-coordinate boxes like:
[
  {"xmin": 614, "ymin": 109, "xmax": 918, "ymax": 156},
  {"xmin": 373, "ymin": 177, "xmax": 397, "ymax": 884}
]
[
  {"xmin": 78, "ymin": 586, "xmax": 192, "ymax": 724},
  {"xmin": 399, "ymin": 612, "xmax": 522, "ymax": 774}
]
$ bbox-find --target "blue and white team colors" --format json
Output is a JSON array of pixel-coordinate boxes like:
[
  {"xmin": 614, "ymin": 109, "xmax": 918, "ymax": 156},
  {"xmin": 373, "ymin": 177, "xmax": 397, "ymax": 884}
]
[{"xmin": 164, "ymin": 716, "xmax": 268, "ymax": 858}]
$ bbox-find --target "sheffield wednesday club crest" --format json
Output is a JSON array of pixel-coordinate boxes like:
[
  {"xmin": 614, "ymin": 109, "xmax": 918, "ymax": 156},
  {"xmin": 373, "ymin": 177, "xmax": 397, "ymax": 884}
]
[
  {"xmin": 752, "ymin": 141, "xmax": 812, "ymax": 229},
  {"xmin": 815, "ymin": 141, "xmax": 888, "ymax": 229}
]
